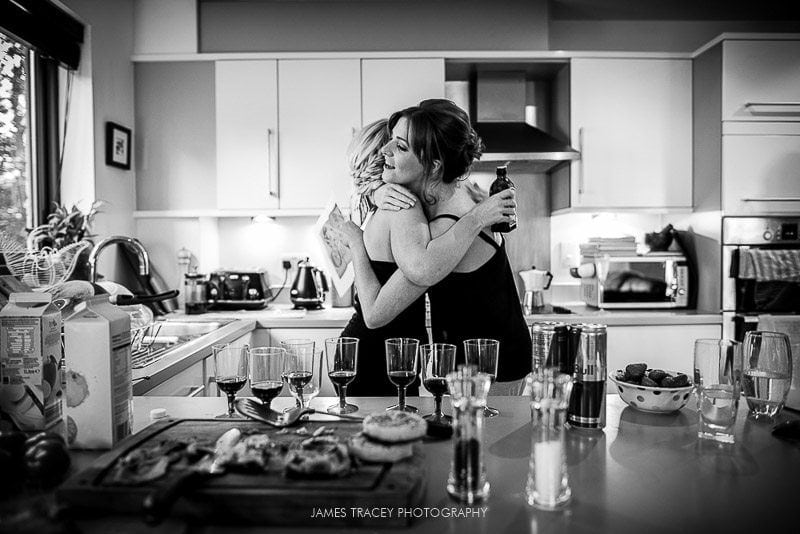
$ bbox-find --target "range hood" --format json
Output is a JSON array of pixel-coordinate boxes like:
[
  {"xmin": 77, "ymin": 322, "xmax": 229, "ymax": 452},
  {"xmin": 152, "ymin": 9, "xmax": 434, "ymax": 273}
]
[{"xmin": 472, "ymin": 71, "xmax": 579, "ymax": 173}]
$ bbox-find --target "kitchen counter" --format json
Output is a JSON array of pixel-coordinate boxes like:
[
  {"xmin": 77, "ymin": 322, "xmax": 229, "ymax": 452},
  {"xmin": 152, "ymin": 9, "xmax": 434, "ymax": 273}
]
[
  {"xmin": 50, "ymin": 395, "xmax": 799, "ymax": 533},
  {"xmin": 176, "ymin": 304, "xmax": 722, "ymax": 328}
]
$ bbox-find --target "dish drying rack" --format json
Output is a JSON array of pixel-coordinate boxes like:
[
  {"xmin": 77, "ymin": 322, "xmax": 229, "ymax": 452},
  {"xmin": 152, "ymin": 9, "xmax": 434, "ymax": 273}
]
[{"xmin": 131, "ymin": 322, "xmax": 175, "ymax": 369}]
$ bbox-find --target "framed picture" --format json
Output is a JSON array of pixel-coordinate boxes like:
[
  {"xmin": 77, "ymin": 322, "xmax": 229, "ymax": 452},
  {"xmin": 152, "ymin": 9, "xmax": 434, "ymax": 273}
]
[{"xmin": 105, "ymin": 121, "xmax": 131, "ymax": 169}]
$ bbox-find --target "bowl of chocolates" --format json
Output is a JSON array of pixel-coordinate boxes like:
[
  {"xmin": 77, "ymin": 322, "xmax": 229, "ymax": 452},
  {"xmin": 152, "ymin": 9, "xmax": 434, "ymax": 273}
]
[{"xmin": 610, "ymin": 363, "xmax": 694, "ymax": 414}]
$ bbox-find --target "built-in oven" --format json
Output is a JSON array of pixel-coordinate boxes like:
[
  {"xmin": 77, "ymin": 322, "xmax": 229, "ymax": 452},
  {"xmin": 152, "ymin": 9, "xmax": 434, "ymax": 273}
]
[{"xmin": 722, "ymin": 216, "xmax": 800, "ymax": 341}]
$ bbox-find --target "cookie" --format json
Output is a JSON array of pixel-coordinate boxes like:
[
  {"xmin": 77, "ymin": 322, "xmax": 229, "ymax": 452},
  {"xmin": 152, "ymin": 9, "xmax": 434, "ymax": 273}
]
[
  {"xmin": 361, "ymin": 411, "xmax": 426, "ymax": 443},
  {"xmin": 349, "ymin": 433, "xmax": 414, "ymax": 463},
  {"xmin": 284, "ymin": 436, "xmax": 351, "ymax": 478}
]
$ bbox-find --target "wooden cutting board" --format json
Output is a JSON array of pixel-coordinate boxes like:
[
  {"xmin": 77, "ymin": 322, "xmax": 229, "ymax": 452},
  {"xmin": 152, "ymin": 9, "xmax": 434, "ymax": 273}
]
[{"xmin": 58, "ymin": 418, "xmax": 427, "ymax": 527}]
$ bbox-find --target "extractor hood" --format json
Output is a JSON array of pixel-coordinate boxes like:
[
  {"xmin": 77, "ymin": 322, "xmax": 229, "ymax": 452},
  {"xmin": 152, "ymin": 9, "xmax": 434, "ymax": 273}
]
[{"xmin": 472, "ymin": 71, "xmax": 579, "ymax": 173}]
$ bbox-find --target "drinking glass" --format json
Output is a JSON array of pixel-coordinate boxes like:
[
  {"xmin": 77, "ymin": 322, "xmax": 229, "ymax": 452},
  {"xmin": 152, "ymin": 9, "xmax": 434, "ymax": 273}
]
[
  {"xmin": 420, "ymin": 343, "xmax": 457, "ymax": 423},
  {"xmin": 249, "ymin": 347, "xmax": 286, "ymax": 413},
  {"xmin": 385, "ymin": 338, "xmax": 419, "ymax": 412},
  {"xmin": 280, "ymin": 339, "xmax": 319, "ymax": 410},
  {"xmin": 464, "ymin": 339, "xmax": 500, "ymax": 417},
  {"xmin": 693, "ymin": 339, "xmax": 742, "ymax": 444},
  {"xmin": 743, "ymin": 331, "xmax": 793, "ymax": 420},
  {"xmin": 213, "ymin": 344, "xmax": 249, "ymax": 418},
  {"xmin": 325, "ymin": 337, "xmax": 359, "ymax": 415}
]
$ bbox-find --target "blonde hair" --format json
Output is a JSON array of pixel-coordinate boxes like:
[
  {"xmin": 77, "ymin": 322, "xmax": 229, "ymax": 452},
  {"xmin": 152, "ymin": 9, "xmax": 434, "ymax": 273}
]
[{"xmin": 348, "ymin": 119, "xmax": 389, "ymax": 224}]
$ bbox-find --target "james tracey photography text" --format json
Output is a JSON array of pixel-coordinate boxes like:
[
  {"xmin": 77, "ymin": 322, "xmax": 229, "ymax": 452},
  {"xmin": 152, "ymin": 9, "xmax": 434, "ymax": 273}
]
[{"xmin": 310, "ymin": 507, "xmax": 489, "ymax": 519}]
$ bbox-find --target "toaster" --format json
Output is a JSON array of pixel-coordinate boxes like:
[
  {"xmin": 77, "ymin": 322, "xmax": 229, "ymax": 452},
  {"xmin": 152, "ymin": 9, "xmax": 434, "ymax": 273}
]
[{"xmin": 207, "ymin": 270, "xmax": 272, "ymax": 310}]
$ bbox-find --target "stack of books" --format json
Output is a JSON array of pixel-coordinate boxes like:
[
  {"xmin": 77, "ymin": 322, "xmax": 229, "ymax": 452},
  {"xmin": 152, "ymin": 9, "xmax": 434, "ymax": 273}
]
[{"xmin": 579, "ymin": 236, "xmax": 637, "ymax": 257}]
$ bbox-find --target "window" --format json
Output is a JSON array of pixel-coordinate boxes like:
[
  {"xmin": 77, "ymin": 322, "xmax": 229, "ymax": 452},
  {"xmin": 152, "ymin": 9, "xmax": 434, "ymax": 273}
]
[{"xmin": 0, "ymin": 30, "xmax": 31, "ymax": 239}]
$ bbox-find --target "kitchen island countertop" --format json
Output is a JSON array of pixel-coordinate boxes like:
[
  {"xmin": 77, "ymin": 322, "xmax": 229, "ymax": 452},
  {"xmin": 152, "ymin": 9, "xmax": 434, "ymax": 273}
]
[{"xmin": 56, "ymin": 394, "xmax": 798, "ymax": 533}]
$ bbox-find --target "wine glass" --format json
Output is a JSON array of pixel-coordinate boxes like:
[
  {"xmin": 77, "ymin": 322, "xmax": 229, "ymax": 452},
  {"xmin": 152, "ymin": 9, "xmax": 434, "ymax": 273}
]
[
  {"xmin": 420, "ymin": 343, "xmax": 457, "ymax": 423},
  {"xmin": 213, "ymin": 343, "xmax": 249, "ymax": 418},
  {"xmin": 325, "ymin": 337, "xmax": 359, "ymax": 415},
  {"xmin": 743, "ymin": 331, "xmax": 793, "ymax": 420},
  {"xmin": 249, "ymin": 347, "xmax": 286, "ymax": 413},
  {"xmin": 464, "ymin": 338, "xmax": 500, "ymax": 417},
  {"xmin": 385, "ymin": 337, "xmax": 419, "ymax": 412},
  {"xmin": 280, "ymin": 339, "xmax": 319, "ymax": 410}
]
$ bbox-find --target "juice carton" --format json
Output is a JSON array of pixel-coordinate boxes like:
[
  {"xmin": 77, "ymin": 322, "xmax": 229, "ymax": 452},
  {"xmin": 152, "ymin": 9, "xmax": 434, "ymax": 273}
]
[
  {"xmin": 64, "ymin": 296, "xmax": 132, "ymax": 449},
  {"xmin": 0, "ymin": 292, "xmax": 65, "ymax": 434}
]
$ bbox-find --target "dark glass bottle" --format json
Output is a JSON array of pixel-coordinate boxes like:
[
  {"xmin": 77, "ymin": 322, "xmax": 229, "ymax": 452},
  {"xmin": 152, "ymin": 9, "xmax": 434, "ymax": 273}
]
[{"xmin": 489, "ymin": 165, "xmax": 516, "ymax": 233}]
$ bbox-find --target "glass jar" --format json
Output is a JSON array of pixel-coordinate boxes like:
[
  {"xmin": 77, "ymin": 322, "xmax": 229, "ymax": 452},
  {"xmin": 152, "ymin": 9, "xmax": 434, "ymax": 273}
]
[
  {"xmin": 445, "ymin": 366, "xmax": 491, "ymax": 504},
  {"xmin": 184, "ymin": 272, "xmax": 208, "ymax": 315}
]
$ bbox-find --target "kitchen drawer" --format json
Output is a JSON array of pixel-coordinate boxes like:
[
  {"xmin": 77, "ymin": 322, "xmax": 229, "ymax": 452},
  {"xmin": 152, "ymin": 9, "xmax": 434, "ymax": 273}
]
[
  {"xmin": 143, "ymin": 361, "xmax": 205, "ymax": 397},
  {"xmin": 723, "ymin": 40, "xmax": 800, "ymax": 122}
]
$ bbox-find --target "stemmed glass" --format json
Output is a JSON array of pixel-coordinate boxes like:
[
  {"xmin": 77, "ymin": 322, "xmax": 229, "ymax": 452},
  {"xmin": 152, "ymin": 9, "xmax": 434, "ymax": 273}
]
[
  {"xmin": 325, "ymin": 337, "xmax": 359, "ymax": 414},
  {"xmin": 385, "ymin": 337, "xmax": 419, "ymax": 412},
  {"xmin": 213, "ymin": 343, "xmax": 249, "ymax": 418},
  {"xmin": 249, "ymin": 347, "xmax": 286, "ymax": 413},
  {"xmin": 743, "ymin": 331, "xmax": 793, "ymax": 420},
  {"xmin": 420, "ymin": 343, "xmax": 457, "ymax": 423},
  {"xmin": 280, "ymin": 339, "xmax": 319, "ymax": 410},
  {"xmin": 464, "ymin": 339, "xmax": 500, "ymax": 417}
]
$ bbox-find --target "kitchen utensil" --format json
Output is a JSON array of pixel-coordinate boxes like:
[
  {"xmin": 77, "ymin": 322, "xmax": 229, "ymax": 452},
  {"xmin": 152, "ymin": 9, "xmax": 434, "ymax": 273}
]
[
  {"xmin": 742, "ymin": 331, "xmax": 793, "ymax": 420},
  {"xmin": 609, "ymin": 371, "xmax": 693, "ymax": 414},
  {"xmin": 519, "ymin": 267, "xmax": 553, "ymax": 313},
  {"xmin": 324, "ymin": 337, "xmax": 359, "ymax": 415},
  {"xmin": 289, "ymin": 258, "xmax": 325, "ymax": 310},
  {"xmin": 235, "ymin": 398, "xmax": 364, "ymax": 427},
  {"xmin": 420, "ymin": 343, "xmax": 457, "ymax": 423},
  {"xmin": 385, "ymin": 338, "xmax": 420, "ymax": 413},
  {"xmin": 463, "ymin": 339, "xmax": 500, "ymax": 417},
  {"xmin": 142, "ymin": 428, "xmax": 241, "ymax": 525},
  {"xmin": 694, "ymin": 339, "xmax": 742, "ymax": 444},
  {"xmin": 183, "ymin": 272, "xmax": 208, "ymax": 314}
]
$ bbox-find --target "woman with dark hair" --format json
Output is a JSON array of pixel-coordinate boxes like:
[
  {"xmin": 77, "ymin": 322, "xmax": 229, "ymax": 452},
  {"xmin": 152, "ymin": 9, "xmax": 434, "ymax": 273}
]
[
  {"xmin": 340, "ymin": 115, "xmax": 516, "ymax": 397},
  {"xmin": 341, "ymin": 99, "xmax": 531, "ymax": 393}
]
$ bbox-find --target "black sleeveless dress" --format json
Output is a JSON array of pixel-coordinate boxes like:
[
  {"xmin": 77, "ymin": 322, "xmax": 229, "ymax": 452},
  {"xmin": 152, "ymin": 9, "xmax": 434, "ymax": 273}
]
[
  {"xmin": 341, "ymin": 260, "xmax": 425, "ymax": 396},
  {"xmin": 427, "ymin": 214, "xmax": 532, "ymax": 382}
]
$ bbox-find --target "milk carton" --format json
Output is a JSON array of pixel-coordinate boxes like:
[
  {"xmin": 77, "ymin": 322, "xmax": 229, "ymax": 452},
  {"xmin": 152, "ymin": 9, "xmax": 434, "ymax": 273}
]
[
  {"xmin": 0, "ymin": 292, "xmax": 64, "ymax": 434},
  {"xmin": 64, "ymin": 296, "xmax": 132, "ymax": 449}
]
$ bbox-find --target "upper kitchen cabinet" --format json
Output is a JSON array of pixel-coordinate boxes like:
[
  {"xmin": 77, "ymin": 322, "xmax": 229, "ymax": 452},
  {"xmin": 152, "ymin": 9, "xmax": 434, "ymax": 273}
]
[
  {"xmin": 552, "ymin": 58, "xmax": 692, "ymax": 211},
  {"xmin": 278, "ymin": 60, "xmax": 361, "ymax": 210},
  {"xmin": 361, "ymin": 59, "xmax": 445, "ymax": 125},
  {"xmin": 722, "ymin": 40, "xmax": 800, "ymax": 122},
  {"xmin": 216, "ymin": 60, "xmax": 279, "ymax": 210}
]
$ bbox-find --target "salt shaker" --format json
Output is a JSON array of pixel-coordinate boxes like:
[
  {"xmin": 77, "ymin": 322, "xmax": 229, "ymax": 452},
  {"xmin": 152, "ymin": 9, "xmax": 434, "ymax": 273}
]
[
  {"xmin": 526, "ymin": 368, "xmax": 573, "ymax": 509},
  {"xmin": 446, "ymin": 365, "xmax": 491, "ymax": 504}
]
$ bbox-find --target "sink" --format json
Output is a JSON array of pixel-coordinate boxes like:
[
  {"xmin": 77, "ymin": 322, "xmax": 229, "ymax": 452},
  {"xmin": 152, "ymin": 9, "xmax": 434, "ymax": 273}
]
[
  {"xmin": 131, "ymin": 319, "xmax": 234, "ymax": 369},
  {"xmin": 152, "ymin": 319, "xmax": 234, "ymax": 339}
]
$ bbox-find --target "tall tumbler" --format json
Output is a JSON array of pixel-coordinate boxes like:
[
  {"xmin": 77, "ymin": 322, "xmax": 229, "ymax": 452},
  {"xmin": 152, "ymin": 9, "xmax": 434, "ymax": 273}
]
[
  {"xmin": 446, "ymin": 366, "xmax": 492, "ymax": 505},
  {"xmin": 530, "ymin": 322, "xmax": 569, "ymax": 375},
  {"xmin": 567, "ymin": 324, "xmax": 607, "ymax": 430},
  {"xmin": 527, "ymin": 368, "xmax": 573, "ymax": 509}
]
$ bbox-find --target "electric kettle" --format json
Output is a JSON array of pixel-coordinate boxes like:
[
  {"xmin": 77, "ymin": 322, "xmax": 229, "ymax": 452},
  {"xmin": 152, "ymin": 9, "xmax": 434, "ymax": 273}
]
[{"xmin": 290, "ymin": 258, "xmax": 326, "ymax": 310}]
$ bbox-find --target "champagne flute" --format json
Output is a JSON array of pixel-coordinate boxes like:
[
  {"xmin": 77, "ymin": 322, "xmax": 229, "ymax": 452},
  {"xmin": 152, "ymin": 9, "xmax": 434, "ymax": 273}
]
[
  {"xmin": 280, "ymin": 339, "xmax": 319, "ymax": 410},
  {"xmin": 420, "ymin": 343, "xmax": 457, "ymax": 423},
  {"xmin": 464, "ymin": 338, "xmax": 500, "ymax": 417},
  {"xmin": 325, "ymin": 337, "xmax": 359, "ymax": 415},
  {"xmin": 743, "ymin": 331, "xmax": 793, "ymax": 420},
  {"xmin": 249, "ymin": 347, "xmax": 286, "ymax": 413},
  {"xmin": 385, "ymin": 337, "xmax": 419, "ymax": 412},
  {"xmin": 213, "ymin": 343, "xmax": 249, "ymax": 418}
]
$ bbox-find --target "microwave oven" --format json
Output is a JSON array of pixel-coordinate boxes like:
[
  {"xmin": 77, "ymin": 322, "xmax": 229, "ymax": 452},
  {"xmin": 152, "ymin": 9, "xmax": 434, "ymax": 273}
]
[{"xmin": 577, "ymin": 253, "xmax": 690, "ymax": 309}]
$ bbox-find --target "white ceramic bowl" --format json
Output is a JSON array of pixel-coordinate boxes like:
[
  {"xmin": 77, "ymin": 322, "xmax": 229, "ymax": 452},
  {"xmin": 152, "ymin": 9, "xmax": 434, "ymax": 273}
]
[{"xmin": 609, "ymin": 371, "xmax": 694, "ymax": 414}]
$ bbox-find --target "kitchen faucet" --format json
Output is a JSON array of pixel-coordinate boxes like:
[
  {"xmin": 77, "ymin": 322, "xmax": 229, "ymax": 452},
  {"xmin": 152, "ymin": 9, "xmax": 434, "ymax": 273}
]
[{"xmin": 87, "ymin": 235, "xmax": 150, "ymax": 283}]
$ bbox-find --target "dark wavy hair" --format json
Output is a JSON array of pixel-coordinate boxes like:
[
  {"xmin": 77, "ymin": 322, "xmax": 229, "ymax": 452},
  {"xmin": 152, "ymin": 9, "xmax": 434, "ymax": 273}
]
[{"xmin": 387, "ymin": 99, "xmax": 484, "ymax": 205}]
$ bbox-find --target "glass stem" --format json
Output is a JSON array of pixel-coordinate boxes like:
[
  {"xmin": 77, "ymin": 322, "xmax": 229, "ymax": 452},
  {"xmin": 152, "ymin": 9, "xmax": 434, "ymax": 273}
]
[
  {"xmin": 298, "ymin": 388, "xmax": 306, "ymax": 409},
  {"xmin": 227, "ymin": 394, "xmax": 235, "ymax": 416},
  {"xmin": 434, "ymin": 394, "xmax": 443, "ymax": 417},
  {"xmin": 339, "ymin": 386, "xmax": 348, "ymax": 409},
  {"xmin": 398, "ymin": 386, "xmax": 406, "ymax": 410}
]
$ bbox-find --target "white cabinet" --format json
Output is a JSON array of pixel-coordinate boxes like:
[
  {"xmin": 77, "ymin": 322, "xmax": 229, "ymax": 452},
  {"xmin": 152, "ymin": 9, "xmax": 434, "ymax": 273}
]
[
  {"xmin": 144, "ymin": 361, "xmax": 205, "ymax": 396},
  {"xmin": 722, "ymin": 122, "xmax": 800, "ymax": 214},
  {"xmin": 361, "ymin": 59, "xmax": 445, "ymax": 125},
  {"xmin": 557, "ymin": 58, "xmax": 692, "ymax": 210},
  {"xmin": 215, "ymin": 60, "xmax": 279, "ymax": 209},
  {"xmin": 606, "ymin": 324, "xmax": 721, "ymax": 379},
  {"xmin": 278, "ymin": 60, "xmax": 361, "ymax": 210},
  {"xmin": 722, "ymin": 40, "xmax": 800, "ymax": 122},
  {"xmin": 267, "ymin": 328, "xmax": 344, "ymax": 397}
]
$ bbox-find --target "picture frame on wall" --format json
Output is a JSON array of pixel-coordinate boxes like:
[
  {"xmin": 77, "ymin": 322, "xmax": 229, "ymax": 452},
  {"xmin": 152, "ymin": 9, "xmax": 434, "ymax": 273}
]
[{"xmin": 105, "ymin": 121, "xmax": 131, "ymax": 170}]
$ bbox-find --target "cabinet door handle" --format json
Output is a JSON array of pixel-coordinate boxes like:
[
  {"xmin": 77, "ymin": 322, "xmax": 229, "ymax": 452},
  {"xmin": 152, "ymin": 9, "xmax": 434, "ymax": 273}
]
[
  {"xmin": 577, "ymin": 126, "xmax": 585, "ymax": 196},
  {"xmin": 267, "ymin": 128, "xmax": 279, "ymax": 198},
  {"xmin": 742, "ymin": 197, "xmax": 800, "ymax": 202},
  {"xmin": 744, "ymin": 102, "xmax": 800, "ymax": 115}
]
